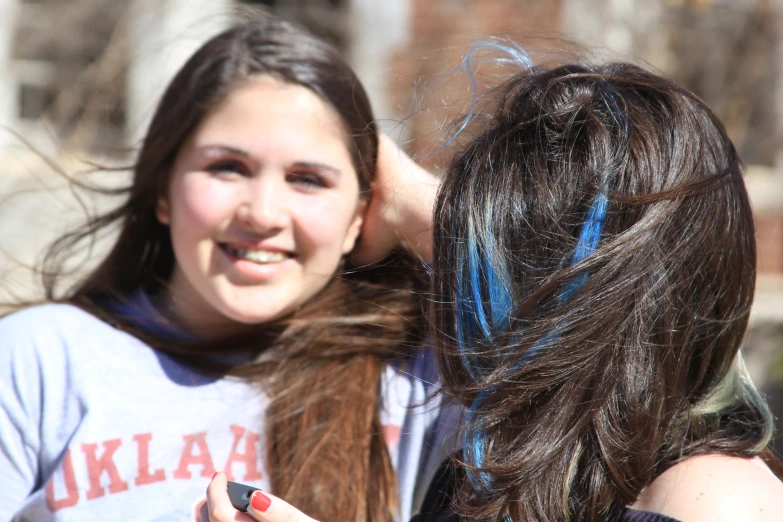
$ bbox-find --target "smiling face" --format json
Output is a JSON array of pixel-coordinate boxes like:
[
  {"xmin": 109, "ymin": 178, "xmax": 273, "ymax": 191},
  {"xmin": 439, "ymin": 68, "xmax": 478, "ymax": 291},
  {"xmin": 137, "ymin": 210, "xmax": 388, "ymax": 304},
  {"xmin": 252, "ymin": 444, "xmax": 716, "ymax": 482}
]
[{"xmin": 156, "ymin": 76, "xmax": 367, "ymax": 336}]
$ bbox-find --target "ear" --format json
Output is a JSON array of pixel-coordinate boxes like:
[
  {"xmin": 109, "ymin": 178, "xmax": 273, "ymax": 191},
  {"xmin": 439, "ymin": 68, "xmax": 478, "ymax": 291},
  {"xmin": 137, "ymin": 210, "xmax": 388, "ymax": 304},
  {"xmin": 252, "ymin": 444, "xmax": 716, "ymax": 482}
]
[
  {"xmin": 342, "ymin": 199, "xmax": 368, "ymax": 254},
  {"xmin": 156, "ymin": 196, "xmax": 171, "ymax": 225}
]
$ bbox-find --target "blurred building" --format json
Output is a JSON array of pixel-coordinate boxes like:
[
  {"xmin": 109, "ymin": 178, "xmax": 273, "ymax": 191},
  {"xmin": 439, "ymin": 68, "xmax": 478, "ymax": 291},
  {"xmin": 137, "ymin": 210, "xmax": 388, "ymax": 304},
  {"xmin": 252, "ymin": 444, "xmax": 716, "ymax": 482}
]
[
  {"xmin": 0, "ymin": 0, "xmax": 411, "ymax": 148},
  {"xmin": 3, "ymin": 1, "xmax": 781, "ymax": 166}
]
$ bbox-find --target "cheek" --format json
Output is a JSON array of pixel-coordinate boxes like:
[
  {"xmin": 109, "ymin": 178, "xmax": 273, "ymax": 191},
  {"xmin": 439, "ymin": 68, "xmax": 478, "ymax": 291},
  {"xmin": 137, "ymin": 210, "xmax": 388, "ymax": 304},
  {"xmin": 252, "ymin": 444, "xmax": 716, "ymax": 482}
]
[
  {"xmin": 169, "ymin": 177, "xmax": 237, "ymax": 240},
  {"xmin": 296, "ymin": 197, "xmax": 361, "ymax": 256}
]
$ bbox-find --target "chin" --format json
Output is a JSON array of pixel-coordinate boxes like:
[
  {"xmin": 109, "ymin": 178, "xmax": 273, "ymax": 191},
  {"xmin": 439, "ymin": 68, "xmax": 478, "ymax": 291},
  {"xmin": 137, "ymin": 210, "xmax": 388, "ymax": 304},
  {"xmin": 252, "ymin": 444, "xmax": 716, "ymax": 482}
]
[{"xmin": 221, "ymin": 306, "xmax": 293, "ymax": 327}]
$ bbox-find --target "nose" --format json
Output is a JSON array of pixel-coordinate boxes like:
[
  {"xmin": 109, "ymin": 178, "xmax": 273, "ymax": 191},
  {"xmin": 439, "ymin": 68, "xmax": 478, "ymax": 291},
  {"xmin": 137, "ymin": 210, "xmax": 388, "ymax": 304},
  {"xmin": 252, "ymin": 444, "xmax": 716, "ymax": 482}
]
[{"xmin": 235, "ymin": 173, "xmax": 289, "ymax": 234}]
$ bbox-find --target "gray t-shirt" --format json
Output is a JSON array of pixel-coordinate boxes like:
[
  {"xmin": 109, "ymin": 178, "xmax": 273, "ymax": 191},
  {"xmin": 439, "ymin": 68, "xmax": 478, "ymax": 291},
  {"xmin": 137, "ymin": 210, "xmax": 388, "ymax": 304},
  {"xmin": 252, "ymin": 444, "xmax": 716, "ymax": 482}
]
[{"xmin": 0, "ymin": 303, "xmax": 458, "ymax": 521}]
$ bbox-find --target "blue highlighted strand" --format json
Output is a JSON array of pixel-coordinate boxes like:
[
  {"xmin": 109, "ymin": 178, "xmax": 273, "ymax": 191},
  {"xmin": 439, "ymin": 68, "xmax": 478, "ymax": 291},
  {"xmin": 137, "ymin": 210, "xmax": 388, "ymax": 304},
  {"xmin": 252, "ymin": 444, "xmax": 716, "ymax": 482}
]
[
  {"xmin": 456, "ymin": 218, "xmax": 516, "ymax": 491},
  {"xmin": 558, "ymin": 191, "xmax": 609, "ymax": 304},
  {"xmin": 440, "ymin": 41, "xmax": 536, "ymax": 152},
  {"xmin": 468, "ymin": 234, "xmax": 492, "ymax": 340},
  {"xmin": 457, "ymin": 191, "xmax": 611, "ymax": 492},
  {"xmin": 464, "ymin": 388, "xmax": 495, "ymax": 489},
  {"xmin": 456, "ymin": 190, "xmax": 609, "ymax": 491},
  {"xmin": 455, "ymin": 72, "xmax": 626, "ymax": 495},
  {"xmin": 456, "ymin": 223, "xmax": 514, "ymax": 381}
]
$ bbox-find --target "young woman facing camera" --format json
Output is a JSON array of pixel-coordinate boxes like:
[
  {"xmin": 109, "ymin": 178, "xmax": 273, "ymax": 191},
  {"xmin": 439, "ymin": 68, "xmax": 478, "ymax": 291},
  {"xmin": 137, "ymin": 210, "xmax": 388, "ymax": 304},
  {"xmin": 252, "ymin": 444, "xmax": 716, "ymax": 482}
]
[
  {"xmin": 208, "ymin": 59, "xmax": 783, "ymax": 522},
  {"xmin": 0, "ymin": 16, "xmax": 445, "ymax": 522}
]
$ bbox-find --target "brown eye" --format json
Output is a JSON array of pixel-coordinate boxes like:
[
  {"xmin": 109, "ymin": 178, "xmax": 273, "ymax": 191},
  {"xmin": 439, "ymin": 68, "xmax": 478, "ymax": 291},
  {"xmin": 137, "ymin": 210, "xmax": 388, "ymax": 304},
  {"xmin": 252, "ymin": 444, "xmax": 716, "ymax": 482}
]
[
  {"xmin": 207, "ymin": 160, "xmax": 250, "ymax": 176},
  {"xmin": 288, "ymin": 172, "xmax": 327, "ymax": 189}
]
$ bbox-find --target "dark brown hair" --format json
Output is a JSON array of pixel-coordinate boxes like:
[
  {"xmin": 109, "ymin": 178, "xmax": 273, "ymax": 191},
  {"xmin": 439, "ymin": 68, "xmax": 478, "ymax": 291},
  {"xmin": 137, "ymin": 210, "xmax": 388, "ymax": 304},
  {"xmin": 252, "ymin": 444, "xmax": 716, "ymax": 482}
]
[
  {"xmin": 432, "ymin": 61, "xmax": 776, "ymax": 521},
  {"xmin": 37, "ymin": 16, "xmax": 427, "ymax": 522}
]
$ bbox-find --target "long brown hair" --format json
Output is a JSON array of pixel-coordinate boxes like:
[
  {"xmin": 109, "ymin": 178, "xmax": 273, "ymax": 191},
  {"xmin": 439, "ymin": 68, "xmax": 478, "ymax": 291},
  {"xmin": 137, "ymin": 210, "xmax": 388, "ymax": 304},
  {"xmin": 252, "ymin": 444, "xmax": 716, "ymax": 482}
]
[
  {"xmin": 35, "ymin": 16, "xmax": 427, "ymax": 522},
  {"xmin": 432, "ymin": 61, "xmax": 776, "ymax": 521}
]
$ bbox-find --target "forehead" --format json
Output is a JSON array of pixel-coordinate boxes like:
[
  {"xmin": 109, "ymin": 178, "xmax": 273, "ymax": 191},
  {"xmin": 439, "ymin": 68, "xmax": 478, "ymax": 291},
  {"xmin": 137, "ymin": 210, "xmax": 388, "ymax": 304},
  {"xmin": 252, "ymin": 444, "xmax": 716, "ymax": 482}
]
[{"xmin": 186, "ymin": 75, "xmax": 352, "ymax": 160}]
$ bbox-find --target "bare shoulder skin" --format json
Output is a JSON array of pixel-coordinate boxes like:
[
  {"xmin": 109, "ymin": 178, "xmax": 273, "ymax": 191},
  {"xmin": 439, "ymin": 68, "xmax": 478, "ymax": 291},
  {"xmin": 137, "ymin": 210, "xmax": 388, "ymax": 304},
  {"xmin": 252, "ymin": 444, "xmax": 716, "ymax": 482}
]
[{"xmin": 631, "ymin": 454, "xmax": 783, "ymax": 521}]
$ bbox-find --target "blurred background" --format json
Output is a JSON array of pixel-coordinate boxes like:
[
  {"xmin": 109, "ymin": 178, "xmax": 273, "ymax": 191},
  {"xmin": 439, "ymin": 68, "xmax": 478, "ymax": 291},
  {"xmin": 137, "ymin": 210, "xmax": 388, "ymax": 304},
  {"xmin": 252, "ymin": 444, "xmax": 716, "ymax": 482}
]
[{"xmin": 1, "ymin": 0, "xmax": 783, "ymax": 447}]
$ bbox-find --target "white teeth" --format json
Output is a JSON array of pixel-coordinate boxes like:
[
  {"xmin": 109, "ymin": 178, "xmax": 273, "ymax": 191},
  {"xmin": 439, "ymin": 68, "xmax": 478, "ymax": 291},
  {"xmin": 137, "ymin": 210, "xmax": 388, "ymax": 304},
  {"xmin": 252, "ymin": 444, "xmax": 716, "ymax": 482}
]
[
  {"xmin": 224, "ymin": 245, "xmax": 288, "ymax": 264},
  {"xmin": 242, "ymin": 250, "xmax": 287, "ymax": 263}
]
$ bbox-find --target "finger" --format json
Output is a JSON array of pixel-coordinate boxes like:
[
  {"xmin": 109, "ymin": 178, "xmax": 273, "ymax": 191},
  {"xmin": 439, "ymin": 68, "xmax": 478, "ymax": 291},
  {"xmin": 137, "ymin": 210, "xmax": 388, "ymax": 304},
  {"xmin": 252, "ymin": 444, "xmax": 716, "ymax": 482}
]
[
  {"xmin": 205, "ymin": 472, "xmax": 256, "ymax": 522},
  {"xmin": 246, "ymin": 490, "xmax": 319, "ymax": 522}
]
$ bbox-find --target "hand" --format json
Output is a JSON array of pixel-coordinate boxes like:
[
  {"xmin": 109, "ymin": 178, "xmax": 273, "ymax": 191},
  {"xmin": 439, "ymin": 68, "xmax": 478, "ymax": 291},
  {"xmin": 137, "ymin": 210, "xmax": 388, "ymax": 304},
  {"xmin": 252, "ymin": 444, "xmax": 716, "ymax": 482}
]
[
  {"xmin": 203, "ymin": 472, "xmax": 319, "ymax": 522},
  {"xmin": 351, "ymin": 134, "xmax": 440, "ymax": 265}
]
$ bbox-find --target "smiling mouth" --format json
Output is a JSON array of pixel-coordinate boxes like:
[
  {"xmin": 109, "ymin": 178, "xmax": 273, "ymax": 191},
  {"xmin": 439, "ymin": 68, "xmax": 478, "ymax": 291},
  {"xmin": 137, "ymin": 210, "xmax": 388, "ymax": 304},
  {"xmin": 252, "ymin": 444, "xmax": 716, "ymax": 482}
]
[{"xmin": 219, "ymin": 244, "xmax": 292, "ymax": 264}]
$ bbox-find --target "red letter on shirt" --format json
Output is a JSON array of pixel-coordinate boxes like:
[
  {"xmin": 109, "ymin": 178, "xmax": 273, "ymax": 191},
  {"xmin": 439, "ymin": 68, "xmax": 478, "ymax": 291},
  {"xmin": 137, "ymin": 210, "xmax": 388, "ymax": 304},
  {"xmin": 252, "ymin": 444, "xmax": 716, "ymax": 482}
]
[
  {"xmin": 82, "ymin": 439, "xmax": 129, "ymax": 500},
  {"xmin": 45, "ymin": 449, "xmax": 80, "ymax": 511},
  {"xmin": 133, "ymin": 433, "xmax": 166, "ymax": 486},
  {"xmin": 173, "ymin": 432, "xmax": 216, "ymax": 479},
  {"xmin": 224, "ymin": 424, "xmax": 263, "ymax": 481}
]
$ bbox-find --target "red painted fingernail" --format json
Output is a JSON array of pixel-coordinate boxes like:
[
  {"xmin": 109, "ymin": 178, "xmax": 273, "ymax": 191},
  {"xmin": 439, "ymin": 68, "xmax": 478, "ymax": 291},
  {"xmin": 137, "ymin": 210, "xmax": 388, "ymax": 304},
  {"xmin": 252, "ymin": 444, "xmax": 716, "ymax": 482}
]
[
  {"xmin": 212, "ymin": 472, "xmax": 219, "ymax": 480},
  {"xmin": 250, "ymin": 491, "xmax": 272, "ymax": 512}
]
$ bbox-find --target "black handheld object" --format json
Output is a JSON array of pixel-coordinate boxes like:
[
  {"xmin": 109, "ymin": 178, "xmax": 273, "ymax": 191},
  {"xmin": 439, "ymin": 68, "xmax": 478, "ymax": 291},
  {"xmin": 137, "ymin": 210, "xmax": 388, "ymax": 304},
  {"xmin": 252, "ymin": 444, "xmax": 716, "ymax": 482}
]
[{"xmin": 226, "ymin": 480, "xmax": 263, "ymax": 512}]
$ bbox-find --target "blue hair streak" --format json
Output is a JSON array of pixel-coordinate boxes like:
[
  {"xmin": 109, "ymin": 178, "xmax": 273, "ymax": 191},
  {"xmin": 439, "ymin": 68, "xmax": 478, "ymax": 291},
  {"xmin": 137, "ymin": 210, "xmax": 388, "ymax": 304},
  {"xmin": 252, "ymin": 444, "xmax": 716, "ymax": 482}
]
[
  {"xmin": 463, "ymin": 388, "xmax": 494, "ymax": 489},
  {"xmin": 558, "ymin": 190, "xmax": 609, "ymax": 303},
  {"xmin": 456, "ymin": 214, "xmax": 515, "ymax": 490},
  {"xmin": 455, "ymin": 219, "xmax": 514, "ymax": 381},
  {"xmin": 458, "ymin": 191, "xmax": 610, "ymax": 492},
  {"xmin": 455, "ymin": 210, "xmax": 517, "ymax": 491},
  {"xmin": 454, "ymin": 52, "xmax": 625, "ymax": 495}
]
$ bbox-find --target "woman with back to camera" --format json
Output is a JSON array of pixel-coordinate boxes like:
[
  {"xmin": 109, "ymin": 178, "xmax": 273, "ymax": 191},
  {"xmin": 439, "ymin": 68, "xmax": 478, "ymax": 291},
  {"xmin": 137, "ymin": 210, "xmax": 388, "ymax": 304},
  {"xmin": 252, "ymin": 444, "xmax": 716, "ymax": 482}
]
[
  {"xmin": 208, "ymin": 57, "xmax": 783, "ymax": 521},
  {"xmin": 423, "ymin": 58, "xmax": 783, "ymax": 522},
  {"xmin": 0, "ymin": 14, "xmax": 447, "ymax": 522}
]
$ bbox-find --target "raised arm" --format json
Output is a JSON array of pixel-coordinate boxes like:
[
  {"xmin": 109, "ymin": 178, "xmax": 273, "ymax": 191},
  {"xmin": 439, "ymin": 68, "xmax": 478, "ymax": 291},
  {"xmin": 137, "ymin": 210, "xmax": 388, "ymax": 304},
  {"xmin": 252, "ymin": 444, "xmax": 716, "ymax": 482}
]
[{"xmin": 351, "ymin": 134, "xmax": 440, "ymax": 265}]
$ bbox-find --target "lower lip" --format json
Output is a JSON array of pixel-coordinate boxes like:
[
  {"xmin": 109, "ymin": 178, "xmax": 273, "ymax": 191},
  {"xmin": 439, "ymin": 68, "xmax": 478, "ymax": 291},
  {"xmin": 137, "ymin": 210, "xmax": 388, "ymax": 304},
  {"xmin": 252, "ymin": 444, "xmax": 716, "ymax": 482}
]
[{"xmin": 218, "ymin": 245, "xmax": 295, "ymax": 281}]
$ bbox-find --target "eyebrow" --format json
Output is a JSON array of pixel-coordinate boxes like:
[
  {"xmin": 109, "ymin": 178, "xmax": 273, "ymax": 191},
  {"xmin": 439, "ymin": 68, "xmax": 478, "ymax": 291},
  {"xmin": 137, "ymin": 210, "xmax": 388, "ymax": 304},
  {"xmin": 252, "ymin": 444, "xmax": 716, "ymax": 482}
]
[
  {"xmin": 291, "ymin": 161, "xmax": 342, "ymax": 178},
  {"xmin": 199, "ymin": 145, "xmax": 250, "ymax": 157}
]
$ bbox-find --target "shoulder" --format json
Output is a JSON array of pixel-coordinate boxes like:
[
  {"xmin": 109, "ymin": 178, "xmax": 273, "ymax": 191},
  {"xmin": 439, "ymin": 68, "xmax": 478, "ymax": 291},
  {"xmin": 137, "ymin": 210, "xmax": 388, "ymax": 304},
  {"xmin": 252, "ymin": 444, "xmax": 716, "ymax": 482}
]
[
  {"xmin": 0, "ymin": 303, "xmax": 116, "ymax": 340},
  {"xmin": 632, "ymin": 454, "xmax": 783, "ymax": 521},
  {"xmin": 1, "ymin": 302, "xmax": 102, "ymax": 329},
  {"xmin": 0, "ymin": 305, "xmax": 114, "ymax": 435},
  {"xmin": 0, "ymin": 303, "xmax": 130, "ymax": 371}
]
